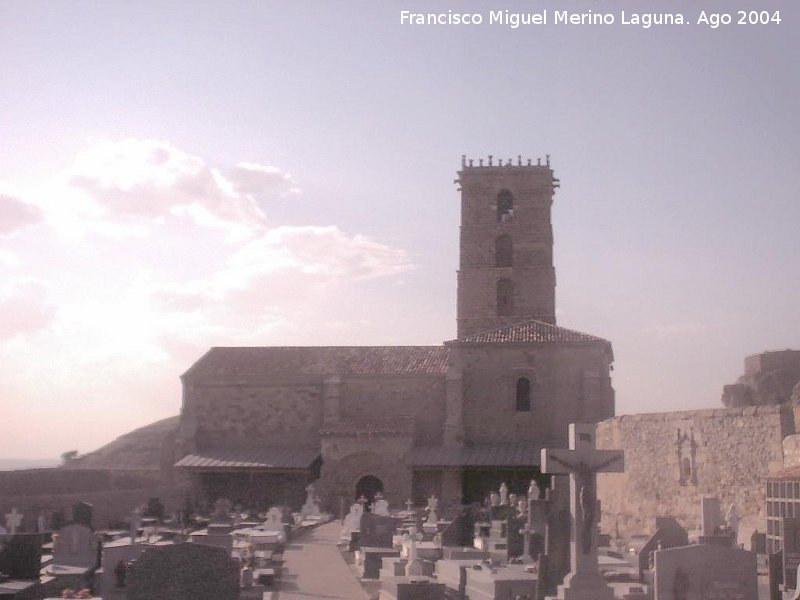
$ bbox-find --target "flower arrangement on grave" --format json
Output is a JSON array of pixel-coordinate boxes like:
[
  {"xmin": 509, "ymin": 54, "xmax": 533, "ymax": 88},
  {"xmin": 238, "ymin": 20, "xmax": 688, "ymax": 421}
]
[{"xmin": 60, "ymin": 589, "xmax": 92, "ymax": 598}]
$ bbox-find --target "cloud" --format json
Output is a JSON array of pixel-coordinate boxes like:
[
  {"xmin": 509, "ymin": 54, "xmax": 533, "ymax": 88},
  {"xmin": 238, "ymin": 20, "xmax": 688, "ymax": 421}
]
[
  {"xmin": 63, "ymin": 138, "xmax": 297, "ymax": 236},
  {"xmin": 229, "ymin": 162, "xmax": 301, "ymax": 197},
  {"xmin": 0, "ymin": 193, "xmax": 44, "ymax": 236},
  {"xmin": 0, "ymin": 280, "xmax": 56, "ymax": 339},
  {"xmin": 156, "ymin": 225, "xmax": 413, "ymax": 314}
]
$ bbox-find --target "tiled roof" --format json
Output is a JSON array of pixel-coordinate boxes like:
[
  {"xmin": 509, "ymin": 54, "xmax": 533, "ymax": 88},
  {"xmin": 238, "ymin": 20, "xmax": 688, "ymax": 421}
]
[
  {"xmin": 183, "ymin": 346, "xmax": 449, "ymax": 380},
  {"xmin": 174, "ymin": 447, "xmax": 319, "ymax": 470},
  {"xmin": 457, "ymin": 319, "xmax": 611, "ymax": 346},
  {"xmin": 407, "ymin": 443, "xmax": 543, "ymax": 467}
]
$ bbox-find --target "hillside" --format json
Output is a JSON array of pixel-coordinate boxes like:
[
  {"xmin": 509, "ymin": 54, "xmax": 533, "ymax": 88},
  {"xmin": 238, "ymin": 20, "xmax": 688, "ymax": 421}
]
[{"xmin": 62, "ymin": 415, "xmax": 179, "ymax": 471}]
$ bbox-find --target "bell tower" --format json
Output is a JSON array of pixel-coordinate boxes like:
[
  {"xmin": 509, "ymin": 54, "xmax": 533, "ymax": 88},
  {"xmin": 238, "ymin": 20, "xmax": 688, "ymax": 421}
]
[{"xmin": 455, "ymin": 154, "xmax": 559, "ymax": 339}]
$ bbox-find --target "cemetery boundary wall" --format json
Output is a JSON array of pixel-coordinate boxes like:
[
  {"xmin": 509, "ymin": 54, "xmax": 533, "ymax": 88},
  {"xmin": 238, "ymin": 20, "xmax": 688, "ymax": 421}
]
[
  {"xmin": 596, "ymin": 404, "xmax": 798, "ymax": 539},
  {"xmin": 0, "ymin": 467, "xmax": 162, "ymax": 497},
  {"xmin": 0, "ymin": 468, "xmax": 186, "ymax": 529}
]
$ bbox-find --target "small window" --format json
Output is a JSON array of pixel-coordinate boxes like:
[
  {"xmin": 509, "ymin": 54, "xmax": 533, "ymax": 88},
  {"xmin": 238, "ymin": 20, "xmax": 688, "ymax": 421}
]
[
  {"xmin": 516, "ymin": 377, "xmax": 531, "ymax": 411},
  {"xmin": 681, "ymin": 457, "xmax": 692, "ymax": 479},
  {"xmin": 496, "ymin": 189, "xmax": 514, "ymax": 223},
  {"xmin": 495, "ymin": 235, "xmax": 513, "ymax": 267},
  {"xmin": 497, "ymin": 278, "xmax": 514, "ymax": 316}
]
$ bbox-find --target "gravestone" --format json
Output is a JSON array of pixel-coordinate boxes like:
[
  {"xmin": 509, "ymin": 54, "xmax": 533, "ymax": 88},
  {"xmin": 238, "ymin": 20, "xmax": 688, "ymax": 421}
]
[
  {"xmin": 360, "ymin": 513, "xmax": 394, "ymax": 548},
  {"xmin": 768, "ymin": 550, "xmax": 782, "ymax": 600},
  {"xmin": 0, "ymin": 533, "xmax": 43, "ymax": 579},
  {"xmin": 425, "ymin": 495, "xmax": 438, "ymax": 526},
  {"xmin": 520, "ymin": 479, "xmax": 549, "ymax": 564},
  {"xmin": 541, "ymin": 422, "xmax": 624, "ymax": 600},
  {"xmin": 211, "ymin": 498, "xmax": 233, "ymax": 524},
  {"xmin": 440, "ymin": 509, "xmax": 474, "ymax": 548},
  {"xmin": 380, "ymin": 576, "xmax": 446, "ymax": 599},
  {"xmin": 750, "ymin": 530, "xmax": 766, "ymax": 554},
  {"xmin": 724, "ymin": 504, "xmax": 739, "ymax": 540},
  {"xmin": 126, "ymin": 543, "xmax": 239, "ymax": 600},
  {"xmin": 341, "ymin": 502, "xmax": 363, "ymax": 542},
  {"xmin": 373, "ymin": 496, "xmax": 391, "ymax": 517},
  {"xmin": 262, "ymin": 506, "xmax": 282, "ymax": 530},
  {"xmin": 4, "ymin": 508, "xmax": 23, "ymax": 535},
  {"xmin": 360, "ymin": 512, "xmax": 399, "ymax": 578},
  {"xmin": 653, "ymin": 543, "xmax": 757, "ymax": 600},
  {"xmin": 51, "ymin": 510, "xmax": 66, "ymax": 531},
  {"xmin": 129, "ymin": 508, "xmax": 141, "ymax": 543},
  {"xmin": 463, "ymin": 563, "xmax": 538, "ymax": 600},
  {"xmin": 52, "ymin": 524, "xmax": 97, "ymax": 569},
  {"xmin": 73, "ymin": 502, "xmax": 93, "ymax": 528},
  {"xmin": 638, "ymin": 517, "xmax": 689, "ymax": 579},
  {"xmin": 701, "ymin": 497, "xmax": 720, "ymax": 537},
  {"xmin": 784, "ymin": 518, "xmax": 800, "ymax": 589}
]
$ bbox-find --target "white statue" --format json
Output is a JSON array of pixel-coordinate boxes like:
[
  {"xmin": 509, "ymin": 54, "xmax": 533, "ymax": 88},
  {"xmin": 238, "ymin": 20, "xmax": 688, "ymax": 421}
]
[
  {"xmin": 425, "ymin": 495, "xmax": 438, "ymax": 524},
  {"xmin": 300, "ymin": 483, "xmax": 321, "ymax": 518},
  {"xmin": 499, "ymin": 483, "xmax": 509, "ymax": 505}
]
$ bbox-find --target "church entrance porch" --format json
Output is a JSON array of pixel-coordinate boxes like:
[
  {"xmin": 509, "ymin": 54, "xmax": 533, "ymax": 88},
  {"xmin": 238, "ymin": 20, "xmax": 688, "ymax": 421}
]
[
  {"xmin": 461, "ymin": 467, "xmax": 548, "ymax": 505},
  {"xmin": 174, "ymin": 447, "xmax": 321, "ymax": 511},
  {"xmin": 407, "ymin": 442, "xmax": 547, "ymax": 506},
  {"xmin": 354, "ymin": 474, "xmax": 384, "ymax": 504},
  {"xmin": 198, "ymin": 471, "xmax": 312, "ymax": 511}
]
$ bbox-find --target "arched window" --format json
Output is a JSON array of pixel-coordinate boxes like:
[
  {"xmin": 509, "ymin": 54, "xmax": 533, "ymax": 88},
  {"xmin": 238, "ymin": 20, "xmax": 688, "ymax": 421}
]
[
  {"xmin": 495, "ymin": 235, "xmax": 513, "ymax": 267},
  {"xmin": 496, "ymin": 189, "xmax": 514, "ymax": 223},
  {"xmin": 516, "ymin": 377, "xmax": 532, "ymax": 411},
  {"xmin": 497, "ymin": 278, "xmax": 514, "ymax": 316}
]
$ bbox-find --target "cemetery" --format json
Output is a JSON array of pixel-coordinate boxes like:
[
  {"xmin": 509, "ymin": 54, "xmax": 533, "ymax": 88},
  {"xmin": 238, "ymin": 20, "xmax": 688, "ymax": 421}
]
[
  {"xmin": 2, "ymin": 160, "xmax": 797, "ymax": 600},
  {"xmin": 1, "ymin": 420, "xmax": 790, "ymax": 599}
]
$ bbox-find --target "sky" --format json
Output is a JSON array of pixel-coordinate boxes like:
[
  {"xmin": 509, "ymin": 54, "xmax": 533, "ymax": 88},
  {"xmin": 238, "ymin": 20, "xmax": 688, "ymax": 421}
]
[{"xmin": 0, "ymin": 0, "xmax": 797, "ymax": 460}]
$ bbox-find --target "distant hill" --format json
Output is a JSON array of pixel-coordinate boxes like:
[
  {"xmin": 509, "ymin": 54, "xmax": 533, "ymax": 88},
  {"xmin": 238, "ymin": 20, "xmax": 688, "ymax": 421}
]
[
  {"xmin": 62, "ymin": 416, "xmax": 180, "ymax": 471},
  {"xmin": 0, "ymin": 458, "xmax": 60, "ymax": 471}
]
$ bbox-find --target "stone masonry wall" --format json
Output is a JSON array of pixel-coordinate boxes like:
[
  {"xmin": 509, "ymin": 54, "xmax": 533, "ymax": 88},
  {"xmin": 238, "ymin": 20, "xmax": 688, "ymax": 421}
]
[
  {"xmin": 339, "ymin": 376, "xmax": 446, "ymax": 445},
  {"xmin": 596, "ymin": 405, "xmax": 796, "ymax": 539},
  {"xmin": 191, "ymin": 383, "xmax": 323, "ymax": 448},
  {"xmin": 460, "ymin": 344, "xmax": 613, "ymax": 446}
]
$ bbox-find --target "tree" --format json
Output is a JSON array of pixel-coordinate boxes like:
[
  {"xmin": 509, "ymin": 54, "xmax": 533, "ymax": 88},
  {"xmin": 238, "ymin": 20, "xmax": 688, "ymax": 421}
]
[{"xmin": 60, "ymin": 450, "xmax": 79, "ymax": 464}]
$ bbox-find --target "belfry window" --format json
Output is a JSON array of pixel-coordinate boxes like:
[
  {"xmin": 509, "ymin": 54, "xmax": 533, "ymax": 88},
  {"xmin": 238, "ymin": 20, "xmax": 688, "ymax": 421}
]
[
  {"xmin": 495, "ymin": 235, "xmax": 513, "ymax": 267},
  {"xmin": 497, "ymin": 278, "xmax": 514, "ymax": 316},
  {"xmin": 496, "ymin": 189, "xmax": 514, "ymax": 223},
  {"xmin": 516, "ymin": 377, "xmax": 532, "ymax": 411}
]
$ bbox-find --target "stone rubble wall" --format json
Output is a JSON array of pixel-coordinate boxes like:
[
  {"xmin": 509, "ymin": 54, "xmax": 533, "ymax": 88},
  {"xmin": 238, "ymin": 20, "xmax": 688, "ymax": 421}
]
[{"xmin": 596, "ymin": 405, "xmax": 796, "ymax": 539}]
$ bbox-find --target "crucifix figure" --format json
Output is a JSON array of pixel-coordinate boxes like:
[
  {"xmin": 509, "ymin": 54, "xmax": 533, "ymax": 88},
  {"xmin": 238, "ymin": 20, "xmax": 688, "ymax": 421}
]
[
  {"xmin": 5, "ymin": 508, "xmax": 23, "ymax": 535},
  {"xmin": 541, "ymin": 423, "xmax": 623, "ymax": 600}
]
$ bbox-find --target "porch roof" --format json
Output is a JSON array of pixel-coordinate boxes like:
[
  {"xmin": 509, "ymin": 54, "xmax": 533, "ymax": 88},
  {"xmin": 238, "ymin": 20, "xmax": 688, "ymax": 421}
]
[
  {"xmin": 407, "ymin": 443, "xmax": 543, "ymax": 467},
  {"xmin": 174, "ymin": 447, "xmax": 319, "ymax": 470}
]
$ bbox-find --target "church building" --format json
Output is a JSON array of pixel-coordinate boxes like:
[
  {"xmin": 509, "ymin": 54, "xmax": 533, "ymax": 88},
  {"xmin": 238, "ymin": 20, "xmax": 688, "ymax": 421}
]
[{"xmin": 172, "ymin": 155, "xmax": 615, "ymax": 510}]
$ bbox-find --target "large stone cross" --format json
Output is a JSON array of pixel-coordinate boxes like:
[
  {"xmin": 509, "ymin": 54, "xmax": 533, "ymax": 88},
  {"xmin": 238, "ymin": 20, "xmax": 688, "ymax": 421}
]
[
  {"xmin": 541, "ymin": 423, "xmax": 623, "ymax": 600},
  {"xmin": 5, "ymin": 508, "xmax": 23, "ymax": 535}
]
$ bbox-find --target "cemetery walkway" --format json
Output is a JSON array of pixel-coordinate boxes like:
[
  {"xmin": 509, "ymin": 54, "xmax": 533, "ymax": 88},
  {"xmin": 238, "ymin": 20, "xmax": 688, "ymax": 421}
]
[{"xmin": 278, "ymin": 521, "xmax": 371, "ymax": 600}]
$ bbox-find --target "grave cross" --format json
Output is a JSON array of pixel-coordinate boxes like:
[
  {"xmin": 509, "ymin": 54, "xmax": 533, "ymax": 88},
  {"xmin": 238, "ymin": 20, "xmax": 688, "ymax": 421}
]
[
  {"xmin": 541, "ymin": 423, "xmax": 623, "ymax": 599},
  {"xmin": 5, "ymin": 507, "xmax": 23, "ymax": 535},
  {"xmin": 405, "ymin": 499, "xmax": 414, "ymax": 512}
]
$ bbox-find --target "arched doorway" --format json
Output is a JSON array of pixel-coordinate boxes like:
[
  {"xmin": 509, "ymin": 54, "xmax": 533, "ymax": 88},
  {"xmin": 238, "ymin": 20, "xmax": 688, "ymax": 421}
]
[{"xmin": 355, "ymin": 474, "xmax": 384, "ymax": 508}]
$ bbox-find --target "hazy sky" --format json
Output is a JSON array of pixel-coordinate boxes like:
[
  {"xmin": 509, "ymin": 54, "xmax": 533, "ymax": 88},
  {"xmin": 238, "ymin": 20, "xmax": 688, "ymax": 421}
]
[{"xmin": 1, "ymin": 0, "xmax": 797, "ymax": 459}]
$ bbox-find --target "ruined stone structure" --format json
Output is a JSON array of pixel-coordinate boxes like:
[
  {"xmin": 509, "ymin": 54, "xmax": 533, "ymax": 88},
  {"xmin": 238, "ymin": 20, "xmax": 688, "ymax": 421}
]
[
  {"xmin": 172, "ymin": 155, "xmax": 615, "ymax": 510},
  {"xmin": 722, "ymin": 349, "xmax": 800, "ymax": 407}
]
